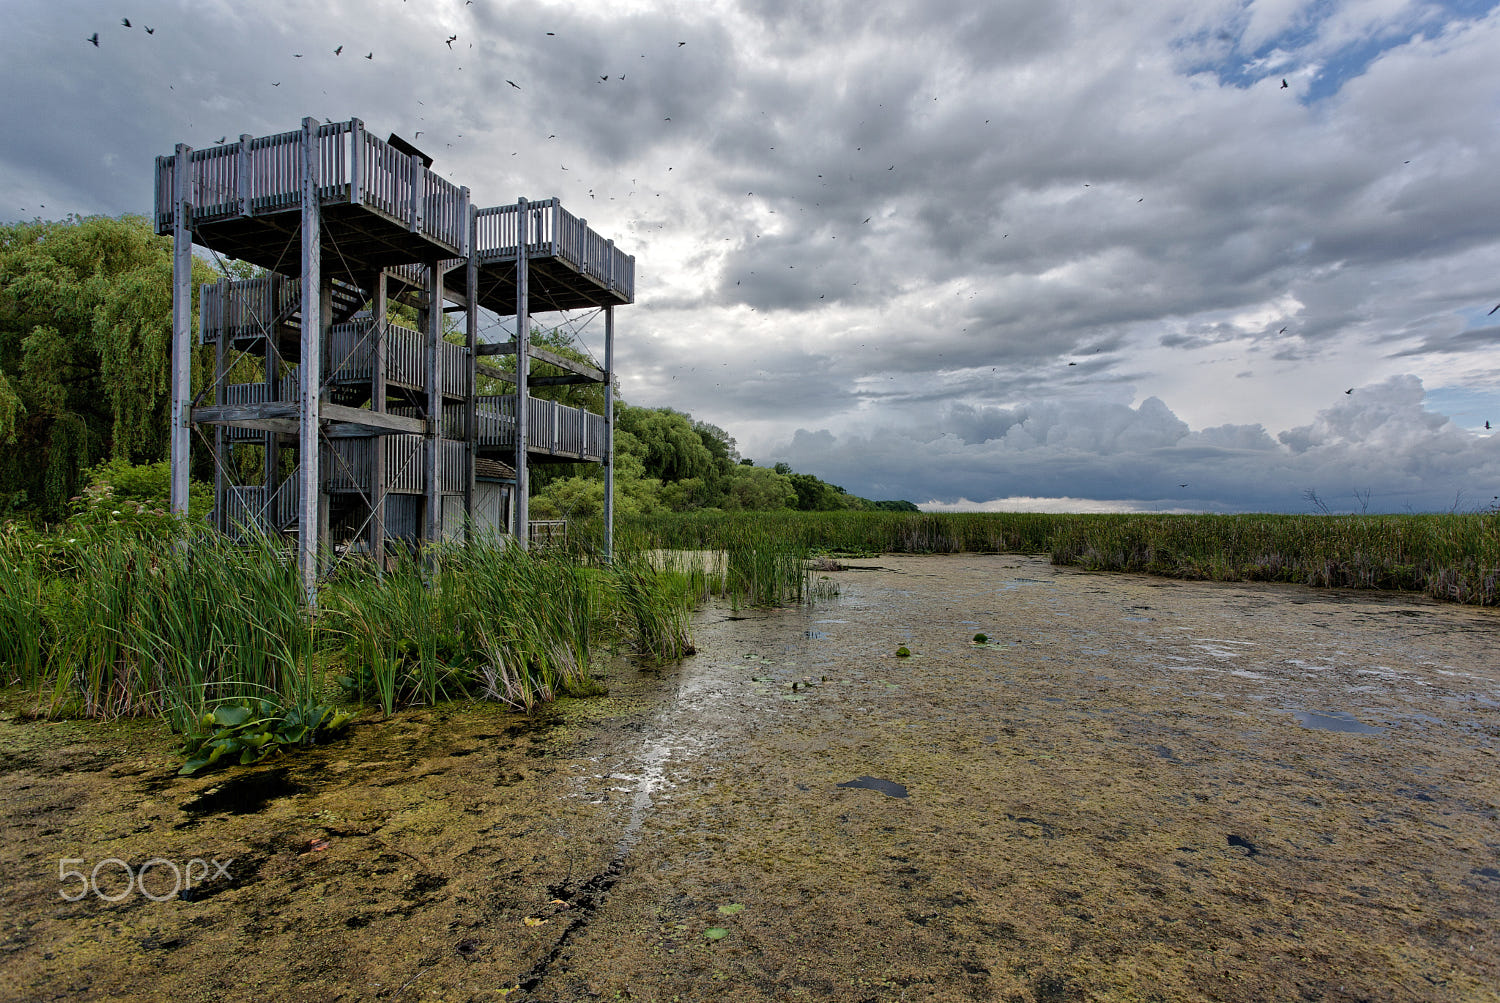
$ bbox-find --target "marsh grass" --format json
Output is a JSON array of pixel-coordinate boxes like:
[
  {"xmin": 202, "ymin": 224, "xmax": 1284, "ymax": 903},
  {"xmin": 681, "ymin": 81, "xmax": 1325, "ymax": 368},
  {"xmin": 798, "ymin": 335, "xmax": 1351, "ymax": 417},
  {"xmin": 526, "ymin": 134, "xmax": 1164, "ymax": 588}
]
[{"xmin": 622, "ymin": 510, "xmax": 1500, "ymax": 606}]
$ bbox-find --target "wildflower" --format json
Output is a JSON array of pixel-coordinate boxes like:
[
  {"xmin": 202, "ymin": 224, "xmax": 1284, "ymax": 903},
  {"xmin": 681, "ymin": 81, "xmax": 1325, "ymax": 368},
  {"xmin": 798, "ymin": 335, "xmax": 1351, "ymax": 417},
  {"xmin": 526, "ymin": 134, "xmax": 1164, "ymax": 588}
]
[{"xmin": 112, "ymin": 510, "xmax": 122, "ymax": 516}]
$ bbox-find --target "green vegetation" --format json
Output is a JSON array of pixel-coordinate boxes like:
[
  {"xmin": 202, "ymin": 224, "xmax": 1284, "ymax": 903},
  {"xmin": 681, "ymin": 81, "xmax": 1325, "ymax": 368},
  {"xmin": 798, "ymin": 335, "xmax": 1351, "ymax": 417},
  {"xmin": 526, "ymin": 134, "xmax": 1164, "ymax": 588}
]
[
  {"xmin": 604, "ymin": 509, "xmax": 1500, "ymax": 606},
  {"xmin": 0, "ymin": 215, "xmax": 218, "ymax": 521}
]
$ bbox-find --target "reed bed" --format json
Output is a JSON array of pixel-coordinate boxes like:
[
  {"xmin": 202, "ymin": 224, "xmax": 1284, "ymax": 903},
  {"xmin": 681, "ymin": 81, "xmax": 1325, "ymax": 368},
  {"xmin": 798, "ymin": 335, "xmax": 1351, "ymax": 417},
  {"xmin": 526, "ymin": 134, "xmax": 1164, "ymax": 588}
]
[
  {"xmin": 618, "ymin": 509, "xmax": 1500, "ymax": 606},
  {"xmin": 1, "ymin": 526, "xmax": 706, "ymax": 739}
]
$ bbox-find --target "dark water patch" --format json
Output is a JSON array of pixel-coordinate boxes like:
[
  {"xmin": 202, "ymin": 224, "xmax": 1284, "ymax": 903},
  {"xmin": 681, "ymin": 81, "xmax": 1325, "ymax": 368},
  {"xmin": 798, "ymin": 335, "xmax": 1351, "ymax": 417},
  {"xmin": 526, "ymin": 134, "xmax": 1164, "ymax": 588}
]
[
  {"xmin": 1292, "ymin": 710, "xmax": 1383, "ymax": 735},
  {"xmin": 837, "ymin": 776, "xmax": 909, "ymax": 798},
  {"xmin": 1470, "ymin": 867, "xmax": 1500, "ymax": 882},
  {"xmin": 1153, "ymin": 745, "xmax": 1179, "ymax": 762},
  {"xmin": 1227, "ymin": 834, "xmax": 1259, "ymax": 856},
  {"xmin": 1042, "ymin": 697, "xmax": 1064, "ymax": 704},
  {"xmin": 178, "ymin": 768, "xmax": 306, "ymax": 817}
]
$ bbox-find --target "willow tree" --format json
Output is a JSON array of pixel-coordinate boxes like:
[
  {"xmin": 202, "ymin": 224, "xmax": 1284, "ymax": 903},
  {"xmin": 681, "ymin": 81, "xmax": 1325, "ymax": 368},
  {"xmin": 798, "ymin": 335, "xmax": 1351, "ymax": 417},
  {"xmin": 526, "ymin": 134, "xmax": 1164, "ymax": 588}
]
[{"xmin": 0, "ymin": 215, "xmax": 217, "ymax": 519}]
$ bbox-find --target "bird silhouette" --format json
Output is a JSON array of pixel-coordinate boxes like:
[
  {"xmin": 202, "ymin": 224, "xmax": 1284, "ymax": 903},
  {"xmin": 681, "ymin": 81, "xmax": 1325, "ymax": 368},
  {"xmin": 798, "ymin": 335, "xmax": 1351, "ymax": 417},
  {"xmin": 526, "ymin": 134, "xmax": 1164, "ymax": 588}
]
[
  {"xmin": 214, "ymin": 136, "xmax": 226, "ymax": 144},
  {"xmin": 365, "ymin": 52, "xmax": 372, "ymax": 59},
  {"xmin": 121, "ymin": 17, "xmax": 130, "ymax": 27},
  {"xmin": 1489, "ymin": 302, "xmax": 1500, "ymax": 316},
  {"xmin": 334, "ymin": 45, "xmax": 343, "ymax": 55},
  {"xmin": 1279, "ymin": 327, "xmax": 1287, "ymax": 334},
  {"xmin": 506, "ymin": 80, "xmax": 520, "ymax": 89},
  {"xmin": 678, "ymin": 41, "xmax": 686, "ymax": 46},
  {"xmin": 1179, "ymin": 483, "xmax": 1189, "ymax": 488},
  {"xmin": 1345, "ymin": 388, "xmax": 1353, "ymax": 395},
  {"xmin": 1487, "ymin": 421, "xmax": 1493, "ymax": 430},
  {"xmin": 1068, "ymin": 362, "xmax": 1077, "ymax": 366},
  {"xmin": 87, "ymin": 32, "xmax": 99, "ymax": 46},
  {"xmin": 1280, "ymin": 78, "xmax": 1288, "ymax": 88},
  {"xmin": 145, "ymin": 26, "xmax": 154, "ymax": 34}
]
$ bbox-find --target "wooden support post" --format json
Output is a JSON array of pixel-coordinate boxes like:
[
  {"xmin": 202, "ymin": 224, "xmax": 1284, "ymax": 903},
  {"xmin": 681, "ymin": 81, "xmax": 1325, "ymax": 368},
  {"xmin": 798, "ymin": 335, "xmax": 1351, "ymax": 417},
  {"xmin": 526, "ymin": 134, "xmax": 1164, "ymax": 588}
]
[
  {"xmin": 424, "ymin": 259, "xmax": 444, "ymax": 550},
  {"xmin": 514, "ymin": 198, "xmax": 530, "ymax": 549},
  {"xmin": 409, "ymin": 155, "xmax": 422, "ymax": 233},
  {"xmin": 464, "ymin": 203, "xmax": 478, "ymax": 537},
  {"xmin": 369, "ymin": 271, "xmax": 387, "ymax": 572},
  {"xmin": 264, "ymin": 320, "xmax": 280, "ymax": 530},
  {"xmin": 604, "ymin": 304, "xmax": 614, "ymax": 563},
  {"xmin": 169, "ymin": 144, "xmax": 193, "ymax": 518},
  {"xmin": 317, "ymin": 278, "xmax": 334, "ymax": 560},
  {"xmin": 237, "ymin": 134, "xmax": 253, "ymax": 216},
  {"xmin": 349, "ymin": 118, "xmax": 364, "ymax": 207},
  {"xmin": 210, "ymin": 289, "xmax": 226, "ymax": 533},
  {"xmin": 298, "ymin": 117, "xmax": 322, "ymax": 608}
]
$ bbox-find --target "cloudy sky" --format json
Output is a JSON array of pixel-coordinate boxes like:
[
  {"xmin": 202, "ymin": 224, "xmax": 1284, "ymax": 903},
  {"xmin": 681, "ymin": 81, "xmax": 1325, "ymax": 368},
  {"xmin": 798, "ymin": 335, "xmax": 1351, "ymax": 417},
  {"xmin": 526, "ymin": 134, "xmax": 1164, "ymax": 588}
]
[{"xmin": 4, "ymin": 0, "xmax": 1500, "ymax": 512}]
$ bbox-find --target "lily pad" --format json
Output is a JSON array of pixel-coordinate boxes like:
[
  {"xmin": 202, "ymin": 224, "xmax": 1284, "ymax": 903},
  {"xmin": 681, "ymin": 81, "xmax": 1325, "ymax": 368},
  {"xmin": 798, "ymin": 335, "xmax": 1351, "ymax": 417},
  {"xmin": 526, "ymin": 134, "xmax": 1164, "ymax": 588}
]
[
  {"xmin": 704, "ymin": 927, "xmax": 729, "ymax": 940},
  {"xmin": 718, "ymin": 902, "xmax": 745, "ymax": 915}
]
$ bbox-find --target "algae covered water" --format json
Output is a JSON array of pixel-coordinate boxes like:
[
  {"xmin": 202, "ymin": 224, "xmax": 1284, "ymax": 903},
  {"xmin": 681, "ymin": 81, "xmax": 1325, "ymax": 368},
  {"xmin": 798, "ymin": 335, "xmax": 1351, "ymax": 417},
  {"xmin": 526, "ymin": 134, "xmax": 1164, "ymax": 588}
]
[{"xmin": 2, "ymin": 554, "xmax": 1497, "ymax": 1001}]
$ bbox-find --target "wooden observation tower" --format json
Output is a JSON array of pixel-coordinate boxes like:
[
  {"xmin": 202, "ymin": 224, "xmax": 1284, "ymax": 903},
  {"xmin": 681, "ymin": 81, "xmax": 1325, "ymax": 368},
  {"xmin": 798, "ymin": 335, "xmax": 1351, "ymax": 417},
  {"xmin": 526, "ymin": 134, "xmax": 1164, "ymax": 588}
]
[{"xmin": 157, "ymin": 117, "xmax": 633, "ymax": 604}]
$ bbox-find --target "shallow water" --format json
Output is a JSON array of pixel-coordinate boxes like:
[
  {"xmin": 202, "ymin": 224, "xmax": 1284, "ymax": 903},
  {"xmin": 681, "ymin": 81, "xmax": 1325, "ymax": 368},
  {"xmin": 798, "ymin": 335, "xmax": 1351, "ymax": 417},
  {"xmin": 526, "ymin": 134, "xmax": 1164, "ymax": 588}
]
[{"xmin": 3, "ymin": 554, "xmax": 1498, "ymax": 1002}]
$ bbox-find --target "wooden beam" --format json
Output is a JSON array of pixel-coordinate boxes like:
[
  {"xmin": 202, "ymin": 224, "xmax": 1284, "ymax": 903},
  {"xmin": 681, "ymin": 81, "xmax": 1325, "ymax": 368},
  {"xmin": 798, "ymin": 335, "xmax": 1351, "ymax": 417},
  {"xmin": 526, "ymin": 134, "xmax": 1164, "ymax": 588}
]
[
  {"xmin": 322, "ymin": 403, "xmax": 425, "ymax": 435},
  {"xmin": 527, "ymin": 374, "xmax": 595, "ymax": 387},
  {"xmin": 474, "ymin": 340, "xmax": 604, "ymax": 383},
  {"xmin": 475, "ymin": 360, "xmax": 516, "ymax": 384}
]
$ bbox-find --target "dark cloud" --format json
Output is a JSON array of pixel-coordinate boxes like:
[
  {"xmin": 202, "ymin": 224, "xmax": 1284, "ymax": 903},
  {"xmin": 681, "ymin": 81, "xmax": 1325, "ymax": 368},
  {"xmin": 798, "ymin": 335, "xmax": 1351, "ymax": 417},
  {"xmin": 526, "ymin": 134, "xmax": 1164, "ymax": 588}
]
[{"xmin": 4, "ymin": 1, "xmax": 1499, "ymax": 511}]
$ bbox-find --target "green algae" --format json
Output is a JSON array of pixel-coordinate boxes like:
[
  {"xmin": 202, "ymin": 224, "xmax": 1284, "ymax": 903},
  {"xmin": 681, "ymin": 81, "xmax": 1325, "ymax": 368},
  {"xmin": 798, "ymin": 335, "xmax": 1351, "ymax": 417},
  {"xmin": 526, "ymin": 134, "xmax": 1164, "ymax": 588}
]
[{"xmin": 3, "ymin": 555, "xmax": 1498, "ymax": 1002}]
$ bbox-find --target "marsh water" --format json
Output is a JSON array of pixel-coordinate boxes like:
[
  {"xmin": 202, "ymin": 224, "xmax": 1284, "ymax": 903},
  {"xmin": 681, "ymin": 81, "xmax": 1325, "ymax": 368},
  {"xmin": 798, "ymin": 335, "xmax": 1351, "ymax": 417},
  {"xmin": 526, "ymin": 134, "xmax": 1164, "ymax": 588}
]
[{"xmin": 2, "ymin": 554, "xmax": 1498, "ymax": 1002}]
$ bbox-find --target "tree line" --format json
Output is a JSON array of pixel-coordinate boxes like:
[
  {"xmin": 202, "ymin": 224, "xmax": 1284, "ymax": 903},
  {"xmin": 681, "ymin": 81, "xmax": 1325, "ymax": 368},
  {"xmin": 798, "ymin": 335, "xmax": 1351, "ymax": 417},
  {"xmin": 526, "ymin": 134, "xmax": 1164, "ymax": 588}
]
[{"xmin": 0, "ymin": 214, "xmax": 914, "ymax": 523}]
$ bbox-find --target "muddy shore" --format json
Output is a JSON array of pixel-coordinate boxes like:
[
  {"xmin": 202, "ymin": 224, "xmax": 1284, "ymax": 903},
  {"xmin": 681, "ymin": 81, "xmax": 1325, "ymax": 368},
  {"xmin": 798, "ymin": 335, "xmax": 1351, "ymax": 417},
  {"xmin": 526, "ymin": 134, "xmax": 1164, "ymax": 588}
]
[{"xmin": 2, "ymin": 554, "xmax": 1497, "ymax": 1002}]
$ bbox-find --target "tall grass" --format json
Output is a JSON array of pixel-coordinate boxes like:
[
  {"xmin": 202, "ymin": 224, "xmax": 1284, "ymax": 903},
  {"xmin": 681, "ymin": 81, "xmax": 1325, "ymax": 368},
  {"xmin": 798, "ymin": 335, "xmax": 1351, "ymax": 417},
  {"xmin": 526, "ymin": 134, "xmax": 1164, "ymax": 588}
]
[
  {"xmin": 15, "ymin": 527, "xmax": 313, "ymax": 730},
  {"xmin": 620, "ymin": 509, "xmax": 1500, "ymax": 606},
  {"xmin": 2, "ymin": 526, "xmax": 705, "ymax": 731}
]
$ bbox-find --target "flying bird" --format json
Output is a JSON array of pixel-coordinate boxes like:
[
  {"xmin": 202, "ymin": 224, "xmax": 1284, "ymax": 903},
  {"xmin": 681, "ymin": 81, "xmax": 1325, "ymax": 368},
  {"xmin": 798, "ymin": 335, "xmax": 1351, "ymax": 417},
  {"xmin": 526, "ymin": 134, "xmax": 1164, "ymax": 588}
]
[
  {"xmin": 1068, "ymin": 361, "xmax": 1077, "ymax": 366},
  {"xmin": 87, "ymin": 32, "xmax": 99, "ymax": 46},
  {"xmin": 1281, "ymin": 78, "xmax": 1288, "ymax": 88},
  {"xmin": 121, "ymin": 17, "xmax": 130, "ymax": 27},
  {"xmin": 334, "ymin": 45, "xmax": 343, "ymax": 54},
  {"xmin": 145, "ymin": 26, "xmax": 154, "ymax": 34},
  {"xmin": 1179, "ymin": 483, "xmax": 1189, "ymax": 488},
  {"xmin": 365, "ymin": 52, "xmax": 372, "ymax": 59},
  {"xmin": 507, "ymin": 79, "xmax": 520, "ymax": 88},
  {"xmin": 1487, "ymin": 421, "xmax": 1492, "ymax": 430},
  {"xmin": 214, "ymin": 136, "xmax": 226, "ymax": 144},
  {"xmin": 1489, "ymin": 302, "xmax": 1500, "ymax": 316},
  {"xmin": 446, "ymin": 35, "xmax": 456, "ymax": 48},
  {"xmin": 1345, "ymin": 388, "xmax": 1353, "ymax": 395},
  {"xmin": 678, "ymin": 41, "xmax": 686, "ymax": 46},
  {"xmin": 1279, "ymin": 327, "xmax": 1287, "ymax": 334}
]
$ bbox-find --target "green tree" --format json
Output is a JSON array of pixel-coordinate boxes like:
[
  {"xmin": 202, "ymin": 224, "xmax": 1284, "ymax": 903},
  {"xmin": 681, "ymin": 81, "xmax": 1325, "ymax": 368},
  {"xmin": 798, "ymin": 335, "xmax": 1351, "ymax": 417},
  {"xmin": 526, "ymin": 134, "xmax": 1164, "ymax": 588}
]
[
  {"xmin": 0, "ymin": 215, "xmax": 217, "ymax": 519},
  {"xmin": 722, "ymin": 464, "xmax": 797, "ymax": 510}
]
